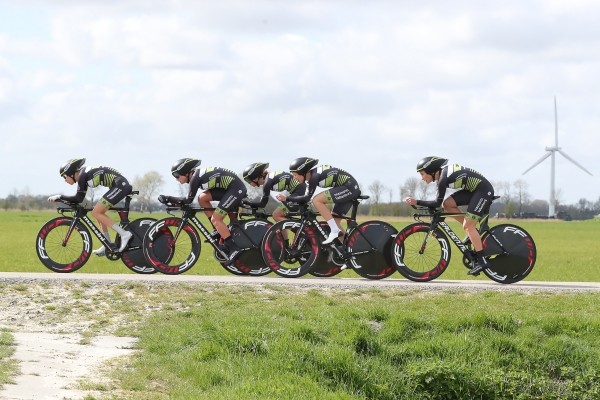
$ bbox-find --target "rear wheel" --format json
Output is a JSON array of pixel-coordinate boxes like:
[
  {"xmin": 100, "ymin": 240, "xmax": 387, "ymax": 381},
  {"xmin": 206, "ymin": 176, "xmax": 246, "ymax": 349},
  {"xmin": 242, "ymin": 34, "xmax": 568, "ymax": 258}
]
[
  {"xmin": 310, "ymin": 222, "xmax": 344, "ymax": 278},
  {"xmin": 391, "ymin": 222, "xmax": 451, "ymax": 282},
  {"xmin": 220, "ymin": 218, "xmax": 272, "ymax": 276},
  {"xmin": 143, "ymin": 217, "xmax": 200, "ymax": 275},
  {"xmin": 36, "ymin": 217, "xmax": 91, "ymax": 273},
  {"xmin": 481, "ymin": 224, "xmax": 537, "ymax": 284},
  {"xmin": 346, "ymin": 221, "xmax": 398, "ymax": 280},
  {"xmin": 261, "ymin": 220, "xmax": 318, "ymax": 278},
  {"xmin": 121, "ymin": 218, "xmax": 171, "ymax": 274}
]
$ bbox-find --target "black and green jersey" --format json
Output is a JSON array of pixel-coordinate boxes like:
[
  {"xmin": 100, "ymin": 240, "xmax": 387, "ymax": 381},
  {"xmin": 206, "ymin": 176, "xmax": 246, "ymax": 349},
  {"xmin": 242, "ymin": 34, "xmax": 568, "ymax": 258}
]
[
  {"xmin": 62, "ymin": 166, "xmax": 127, "ymax": 203},
  {"xmin": 417, "ymin": 163, "xmax": 492, "ymax": 208},
  {"xmin": 248, "ymin": 170, "xmax": 306, "ymax": 208},
  {"xmin": 287, "ymin": 165, "xmax": 357, "ymax": 204},
  {"xmin": 180, "ymin": 167, "xmax": 244, "ymax": 204}
]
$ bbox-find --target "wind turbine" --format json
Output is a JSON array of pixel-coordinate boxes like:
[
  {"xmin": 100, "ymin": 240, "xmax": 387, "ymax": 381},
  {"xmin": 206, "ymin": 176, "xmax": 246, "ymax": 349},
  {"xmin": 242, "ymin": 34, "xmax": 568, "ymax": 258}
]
[{"xmin": 522, "ymin": 96, "xmax": 593, "ymax": 218}]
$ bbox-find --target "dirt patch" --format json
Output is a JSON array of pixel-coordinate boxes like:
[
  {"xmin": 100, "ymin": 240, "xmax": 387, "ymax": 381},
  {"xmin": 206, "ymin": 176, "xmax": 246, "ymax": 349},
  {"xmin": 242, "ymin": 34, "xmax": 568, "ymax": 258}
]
[
  {"xmin": 0, "ymin": 333, "xmax": 136, "ymax": 400},
  {"xmin": 0, "ymin": 281, "xmax": 146, "ymax": 400}
]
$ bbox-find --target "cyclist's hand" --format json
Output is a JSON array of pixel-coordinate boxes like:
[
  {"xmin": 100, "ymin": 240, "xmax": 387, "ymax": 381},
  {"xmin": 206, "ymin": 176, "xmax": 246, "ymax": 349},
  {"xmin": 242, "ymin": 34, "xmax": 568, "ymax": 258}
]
[
  {"xmin": 405, "ymin": 197, "xmax": 417, "ymax": 206},
  {"xmin": 157, "ymin": 195, "xmax": 171, "ymax": 205},
  {"xmin": 48, "ymin": 195, "xmax": 61, "ymax": 202}
]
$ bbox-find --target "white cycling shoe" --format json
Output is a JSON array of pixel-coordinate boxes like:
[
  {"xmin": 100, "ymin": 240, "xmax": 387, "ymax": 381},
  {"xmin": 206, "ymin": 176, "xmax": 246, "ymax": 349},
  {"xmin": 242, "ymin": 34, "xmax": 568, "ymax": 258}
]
[
  {"xmin": 118, "ymin": 231, "xmax": 133, "ymax": 252},
  {"xmin": 322, "ymin": 229, "xmax": 341, "ymax": 245},
  {"xmin": 92, "ymin": 246, "xmax": 106, "ymax": 257}
]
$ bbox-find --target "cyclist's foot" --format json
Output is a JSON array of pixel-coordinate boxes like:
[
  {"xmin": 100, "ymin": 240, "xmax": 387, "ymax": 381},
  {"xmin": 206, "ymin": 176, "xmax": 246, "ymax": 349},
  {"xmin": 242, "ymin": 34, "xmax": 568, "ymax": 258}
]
[
  {"xmin": 92, "ymin": 246, "xmax": 106, "ymax": 257},
  {"xmin": 224, "ymin": 248, "xmax": 242, "ymax": 266},
  {"xmin": 323, "ymin": 229, "xmax": 342, "ymax": 245},
  {"xmin": 468, "ymin": 260, "xmax": 488, "ymax": 276},
  {"xmin": 118, "ymin": 231, "xmax": 133, "ymax": 252}
]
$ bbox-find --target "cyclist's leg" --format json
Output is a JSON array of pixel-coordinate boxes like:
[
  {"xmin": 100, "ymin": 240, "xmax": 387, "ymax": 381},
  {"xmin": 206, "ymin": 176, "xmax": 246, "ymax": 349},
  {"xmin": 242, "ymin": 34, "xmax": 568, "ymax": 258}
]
[
  {"xmin": 313, "ymin": 183, "xmax": 358, "ymax": 244},
  {"xmin": 213, "ymin": 183, "xmax": 247, "ymax": 264},
  {"xmin": 93, "ymin": 180, "xmax": 132, "ymax": 251},
  {"xmin": 272, "ymin": 204, "xmax": 288, "ymax": 222},
  {"xmin": 198, "ymin": 189, "xmax": 220, "ymax": 221}
]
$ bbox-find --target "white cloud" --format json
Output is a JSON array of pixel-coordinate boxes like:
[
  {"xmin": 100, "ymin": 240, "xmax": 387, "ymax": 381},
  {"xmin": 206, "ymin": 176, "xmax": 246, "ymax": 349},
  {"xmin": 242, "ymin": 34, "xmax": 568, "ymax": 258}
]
[{"xmin": 0, "ymin": 1, "xmax": 598, "ymax": 206}]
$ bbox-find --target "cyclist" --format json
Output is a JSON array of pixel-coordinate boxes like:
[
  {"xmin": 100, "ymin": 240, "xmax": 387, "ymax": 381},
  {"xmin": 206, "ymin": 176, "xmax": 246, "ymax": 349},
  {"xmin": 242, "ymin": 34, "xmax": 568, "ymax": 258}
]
[
  {"xmin": 279, "ymin": 157, "xmax": 361, "ymax": 245},
  {"xmin": 241, "ymin": 162, "xmax": 307, "ymax": 222},
  {"xmin": 404, "ymin": 156, "xmax": 495, "ymax": 276},
  {"xmin": 158, "ymin": 158, "xmax": 247, "ymax": 265},
  {"xmin": 47, "ymin": 158, "xmax": 133, "ymax": 255}
]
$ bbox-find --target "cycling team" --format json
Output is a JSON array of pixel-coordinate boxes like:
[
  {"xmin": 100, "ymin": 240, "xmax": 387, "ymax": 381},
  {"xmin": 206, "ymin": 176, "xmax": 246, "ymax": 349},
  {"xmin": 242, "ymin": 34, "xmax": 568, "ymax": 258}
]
[{"xmin": 49, "ymin": 156, "xmax": 495, "ymax": 275}]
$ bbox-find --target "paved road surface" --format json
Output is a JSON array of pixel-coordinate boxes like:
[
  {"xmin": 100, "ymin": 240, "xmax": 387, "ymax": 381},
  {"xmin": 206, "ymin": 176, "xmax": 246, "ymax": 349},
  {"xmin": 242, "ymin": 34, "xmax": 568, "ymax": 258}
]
[{"xmin": 1, "ymin": 272, "xmax": 599, "ymax": 292}]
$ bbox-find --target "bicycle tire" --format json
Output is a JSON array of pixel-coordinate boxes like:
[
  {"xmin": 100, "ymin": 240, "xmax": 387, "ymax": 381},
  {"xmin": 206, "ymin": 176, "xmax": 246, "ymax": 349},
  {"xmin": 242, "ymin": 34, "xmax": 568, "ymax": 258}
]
[
  {"xmin": 220, "ymin": 218, "xmax": 272, "ymax": 276},
  {"xmin": 391, "ymin": 222, "xmax": 451, "ymax": 282},
  {"xmin": 36, "ymin": 217, "xmax": 91, "ymax": 273},
  {"xmin": 346, "ymin": 221, "xmax": 398, "ymax": 280},
  {"xmin": 310, "ymin": 222, "xmax": 344, "ymax": 278},
  {"xmin": 120, "ymin": 218, "xmax": 172, "ymax": 274},
  {"xmin": 143, "ymin": 217, "xmax": 201, "ymax": 275},
  {"xmin": 261, "ymin": 220, "xmax": 319, "ymax": 278},
  {"xmin": 481, "ymin": 224, "xmax": 537, "ymax": 284}
]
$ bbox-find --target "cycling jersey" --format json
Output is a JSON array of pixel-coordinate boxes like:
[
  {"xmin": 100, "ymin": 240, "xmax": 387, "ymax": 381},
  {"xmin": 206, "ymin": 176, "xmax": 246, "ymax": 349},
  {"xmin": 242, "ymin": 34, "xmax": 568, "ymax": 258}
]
[
  {"xmin": 173, "ymin": 167, "xmax": 247, "ymax": 215},
  {"xmin": 245, "ymin": 170, "xmax": 306, "ymax": 208},
  {"xmin": 61, "ymin": 166, "xmax": 132, "ymax": 207},
  {"xmin": 417, "ymin": 163, "xmax": 494, "ymax": 219},
  {"xmin": 287, "ymin": 165, "xmax": 361, "ymax": 215}
]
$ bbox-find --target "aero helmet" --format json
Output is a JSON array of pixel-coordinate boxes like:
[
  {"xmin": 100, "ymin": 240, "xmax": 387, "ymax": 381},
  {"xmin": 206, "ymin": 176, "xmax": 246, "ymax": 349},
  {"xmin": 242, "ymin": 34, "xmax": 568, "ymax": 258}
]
[
  {"xmin": 289, "ymin": 157, "xmax": 318, "ymax": 175},
  {"xmin": 59, "ymin": 158, "xmax": 86, "ymax": 178},
  {"xmin": 243, "ymin": 162, "xmax": 269, "ymax": 183},
  {"xmin": 416, "ymin": 156, "xmax": 448, "ymax": 174},
  {"xmin": 171, "ymin": 158, "xmax": 201, "ymax": 177}
]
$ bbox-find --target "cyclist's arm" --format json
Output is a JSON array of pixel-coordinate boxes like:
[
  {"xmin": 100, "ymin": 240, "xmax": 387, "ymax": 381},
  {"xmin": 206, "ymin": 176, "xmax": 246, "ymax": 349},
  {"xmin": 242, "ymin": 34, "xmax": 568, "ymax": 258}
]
[
  {"xmin": 60, "ymin": 176, "xmax": 88, "ymax": 203},
  {"xmin": 286, "ymin": 177, "xmax": 315, "ymax": 203},
  {"xmin": 170, "ymin": 172, "xmax": 201, "ymax": 204},
  {"xmin": 416, "ymin": 168, "xmax": 448, "ymax": 208}
]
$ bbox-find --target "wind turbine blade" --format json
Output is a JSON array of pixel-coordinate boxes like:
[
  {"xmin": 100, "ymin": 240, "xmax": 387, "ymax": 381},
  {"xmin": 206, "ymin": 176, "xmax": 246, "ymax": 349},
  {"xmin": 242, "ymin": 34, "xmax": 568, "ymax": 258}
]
[
  {"xmin": 522, "ymin": 152, "xmax": 552, "ymax": 175},
  {"xmin": 557, "ymin": 149, "xmax": 593, "ymax": 176}
]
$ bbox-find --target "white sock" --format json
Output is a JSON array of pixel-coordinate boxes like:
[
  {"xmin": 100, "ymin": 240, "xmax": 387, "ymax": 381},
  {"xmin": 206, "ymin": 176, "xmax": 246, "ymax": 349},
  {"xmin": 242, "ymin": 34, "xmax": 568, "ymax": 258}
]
[
  {"xmin": 326, "ymin": 219, "xmax": 340, "ymax": 233},
  {"xmin": 112, "ymin": 224, "xmax": 128, "ymax": 236}
]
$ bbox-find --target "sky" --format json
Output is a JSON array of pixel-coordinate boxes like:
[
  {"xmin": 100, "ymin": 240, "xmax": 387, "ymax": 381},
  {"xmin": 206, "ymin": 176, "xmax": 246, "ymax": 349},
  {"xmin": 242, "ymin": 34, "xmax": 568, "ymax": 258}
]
[{"xmin": 1, "ymin": 0, "xmax": 598, "ymax": 208}]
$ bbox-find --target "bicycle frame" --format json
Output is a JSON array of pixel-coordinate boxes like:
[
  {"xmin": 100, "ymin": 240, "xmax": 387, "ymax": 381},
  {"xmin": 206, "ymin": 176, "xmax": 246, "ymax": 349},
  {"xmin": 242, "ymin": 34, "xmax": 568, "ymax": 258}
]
[
  {"xmin": 161, "ymin": 205, "xmax": 226, "ymax": 255},
  {"xmin": 286, "ymin": 196, "xmax": 376, "ymax": 266},
  {"xmin": 56, "ymin": 192, "xmax": 138, "ymax": 257},
  {"xmin": 413, "ymin": 208, "xmax": 505, "ymax": 264}
]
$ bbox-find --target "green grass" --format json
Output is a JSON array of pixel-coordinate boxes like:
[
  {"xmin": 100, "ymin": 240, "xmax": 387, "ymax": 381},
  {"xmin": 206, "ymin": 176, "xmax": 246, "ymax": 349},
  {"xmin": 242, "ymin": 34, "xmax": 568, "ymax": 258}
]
[
  {"xmin": 0, "ymin": 329, "xmax": 18, "ymax": 385},
  {"xmin": 4, "ymin": 210, "xmax": 600, "ymax": 281},
  {"xmin": 100, "ymin": 285, "xmax": 600, "ymax": 400}
]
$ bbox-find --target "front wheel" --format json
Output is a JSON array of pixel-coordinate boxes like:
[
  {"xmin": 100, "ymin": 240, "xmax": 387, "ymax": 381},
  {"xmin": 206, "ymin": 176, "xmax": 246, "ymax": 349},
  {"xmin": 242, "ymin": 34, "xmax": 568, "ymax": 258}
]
[
  {"xmin": 261, "ymin": 220, "xmax": 319, "ymax": 278},
  {"xmin": 36, "ymin": 217, "xmax": 91, "ymax": 273},
  {"xmin": 143, "ymin": 217, "xmax": 201, "ymax": 275},
  {"xmin": 391, "ymin": 222, "xmax": 451, "ymax": 282},
  {"xmin": 346, "ymin": 221, "xmax": 398, "ymax": 280},
  {"xmin": 481, "ymin": 224, "xmax": 537, "ymax": 284}
]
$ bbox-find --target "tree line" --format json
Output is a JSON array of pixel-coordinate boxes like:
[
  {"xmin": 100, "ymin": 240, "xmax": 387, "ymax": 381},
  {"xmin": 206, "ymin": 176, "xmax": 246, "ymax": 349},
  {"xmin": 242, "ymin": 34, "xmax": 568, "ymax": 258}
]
[{"xmin": 2, "ymin": 172, "xmax": 599, "ymax": 220}]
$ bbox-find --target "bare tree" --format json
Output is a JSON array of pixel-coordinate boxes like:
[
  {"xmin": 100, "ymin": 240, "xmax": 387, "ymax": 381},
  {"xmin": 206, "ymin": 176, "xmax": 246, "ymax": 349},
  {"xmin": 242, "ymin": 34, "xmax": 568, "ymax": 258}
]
[
  {"xmin": 513, "ymin": 179, "xmax": 530, "ymax": 214},
  {"xmin": 368, "ymin": 180, "xmax": 388, "ymax": 215},
  {"xmin": 400, "ymin": 177, "xmax": 420, "ymax": 199},
  {"xmin": 133, "ymin": 171, "xmax": 165, "ymax": 212}
]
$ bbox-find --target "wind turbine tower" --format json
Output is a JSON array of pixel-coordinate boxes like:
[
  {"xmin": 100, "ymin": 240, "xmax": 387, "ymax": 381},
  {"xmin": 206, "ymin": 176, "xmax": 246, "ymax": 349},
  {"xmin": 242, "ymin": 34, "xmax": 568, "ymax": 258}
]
[{"xmin": 522, "ymin": 97, "xmax": 593, "ymax": 218}]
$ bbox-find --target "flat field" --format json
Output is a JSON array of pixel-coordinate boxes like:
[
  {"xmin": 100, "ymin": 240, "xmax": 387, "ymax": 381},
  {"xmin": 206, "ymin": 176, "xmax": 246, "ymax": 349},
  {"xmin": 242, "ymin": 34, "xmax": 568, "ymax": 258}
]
[{"xmin": 2, "ymin": 210, "xmax": 599, "ymax": 281}]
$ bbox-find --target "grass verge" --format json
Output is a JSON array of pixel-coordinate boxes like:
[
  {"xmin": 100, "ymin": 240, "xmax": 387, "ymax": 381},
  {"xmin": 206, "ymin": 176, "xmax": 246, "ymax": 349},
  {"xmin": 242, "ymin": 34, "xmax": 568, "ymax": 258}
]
[{"xmin": 92, "ymin": 285, "xmax": 600, "ymax": 400}]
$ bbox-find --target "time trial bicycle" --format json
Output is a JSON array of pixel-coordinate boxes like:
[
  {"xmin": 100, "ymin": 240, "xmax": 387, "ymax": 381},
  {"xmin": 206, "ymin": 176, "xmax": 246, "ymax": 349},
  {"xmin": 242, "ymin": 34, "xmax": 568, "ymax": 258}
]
[
  {"xmin": 391, "ymin": 204, "xmax": 537, "ymax": 284},
  {"xmin": 261, "ymin": 195, "xmax": 398, "ymax": 279},
  {"xmin": 142, "ymin": 201, "xmax": 272, "ymax": 276},
  {"xmin": 35, "ymin": 191, "xmax": 171, "ymax": 274}
]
